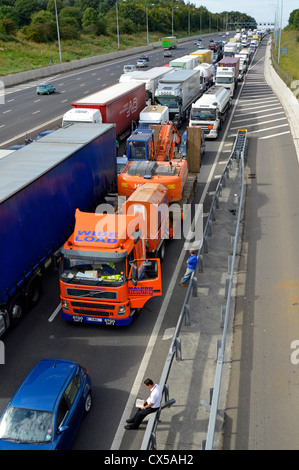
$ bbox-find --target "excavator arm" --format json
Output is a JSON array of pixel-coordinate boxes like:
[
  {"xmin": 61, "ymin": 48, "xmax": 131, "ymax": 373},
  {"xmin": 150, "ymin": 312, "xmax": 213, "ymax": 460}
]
[{"xmin": 154, "ymin": 122, "xmax": 181, "ymax": 161}]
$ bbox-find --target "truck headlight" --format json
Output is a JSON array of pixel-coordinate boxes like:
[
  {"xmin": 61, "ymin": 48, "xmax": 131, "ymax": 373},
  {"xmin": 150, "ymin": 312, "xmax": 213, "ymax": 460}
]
[
  {"xmin": 117, "ymin": 305, "xmax": 126, "ymax": 316},
  {"xmin": 62, "ymin": 300, "xmax": 70, "ymax": 311}
]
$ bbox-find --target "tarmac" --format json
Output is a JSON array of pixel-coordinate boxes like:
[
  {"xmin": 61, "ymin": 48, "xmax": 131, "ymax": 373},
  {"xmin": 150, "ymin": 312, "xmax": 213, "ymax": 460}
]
[{"xmin": 150, "ymin": 38, "xmax": 299, "ymax": 451}]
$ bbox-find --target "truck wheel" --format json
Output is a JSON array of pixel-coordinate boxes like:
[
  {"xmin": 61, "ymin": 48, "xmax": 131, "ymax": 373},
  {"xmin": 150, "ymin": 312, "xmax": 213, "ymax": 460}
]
[
  {"xmin": 26, "ymin": 276, "xmax": 42, "ymax": 308},
  {"xmin": 159, "ymin": 242, "xmax": 166, "ymax": 262},
  {"xmin": 8, "ymin": 295, "xmax": 25, "ymax": 326}
]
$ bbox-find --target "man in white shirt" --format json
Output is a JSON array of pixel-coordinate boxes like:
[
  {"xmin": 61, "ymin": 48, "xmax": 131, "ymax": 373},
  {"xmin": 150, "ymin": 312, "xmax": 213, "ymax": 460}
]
[{"xmin": 124, "ymin": 378, "xmax": 162, "ymax": 430}]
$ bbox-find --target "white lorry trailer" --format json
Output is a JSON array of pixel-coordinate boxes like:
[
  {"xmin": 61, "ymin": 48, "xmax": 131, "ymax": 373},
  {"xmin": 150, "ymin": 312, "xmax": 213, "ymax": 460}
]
[
  {"xmin": 154, "ymin": 69, "xmax": 202, "ymax": 128},
  {"xmin": 119, "ymin": 67, "xmax": 174, "ymax": 105},
  {"xmin": 189, "ymin": 85, "xmax": 231, "ymax": 139},
  {"xmin": 169, "ymin": 55, "xmax": 195, "ymax": 70}
]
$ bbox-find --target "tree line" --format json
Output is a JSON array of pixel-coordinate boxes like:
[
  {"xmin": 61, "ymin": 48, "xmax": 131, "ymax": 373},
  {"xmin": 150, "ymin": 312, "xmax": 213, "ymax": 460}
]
[
  {"xmin": 287, "ymin": 9, "xmax": 299, "ymax": 31},
  {"xmin": 0, "ymin": 0, "xmax": 257, "ymax": 43}
]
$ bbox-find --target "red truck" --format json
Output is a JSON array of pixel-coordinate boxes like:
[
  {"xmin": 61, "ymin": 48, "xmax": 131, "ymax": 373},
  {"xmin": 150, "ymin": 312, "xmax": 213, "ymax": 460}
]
[{"xmin": 71, "ymin": 82, "xmax": 146, "ymax": 140}]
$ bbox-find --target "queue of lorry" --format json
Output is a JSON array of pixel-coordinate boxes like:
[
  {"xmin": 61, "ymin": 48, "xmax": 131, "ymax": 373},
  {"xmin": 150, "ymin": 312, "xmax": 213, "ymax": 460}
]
[{"xmin": 0, "ymin": 29, "xmax": 262, "ymax": 334}]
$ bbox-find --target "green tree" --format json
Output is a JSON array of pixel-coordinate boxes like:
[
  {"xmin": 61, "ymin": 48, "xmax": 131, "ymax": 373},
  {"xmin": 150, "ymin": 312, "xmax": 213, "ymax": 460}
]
[
  {"xmin": 0, "ymin": 5, "xmax": 19, "ymax": 26},
  {"xmin": 289, "ymin": 9, "xmax": 299, "ymax": 30},
  {"xmin": 59, "ymin": 6, "xmax": 82, "ymax": 28},
  {"xmin": 15, "ymin": 0, "xmax": 40, "ymax": 26}
]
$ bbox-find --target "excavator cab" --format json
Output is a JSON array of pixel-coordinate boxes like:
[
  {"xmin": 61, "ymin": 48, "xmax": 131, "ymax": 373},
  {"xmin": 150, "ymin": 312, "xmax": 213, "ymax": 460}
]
[{"xmin": 127, "ymin": 129, "xmax": 155, "ymax": 161}]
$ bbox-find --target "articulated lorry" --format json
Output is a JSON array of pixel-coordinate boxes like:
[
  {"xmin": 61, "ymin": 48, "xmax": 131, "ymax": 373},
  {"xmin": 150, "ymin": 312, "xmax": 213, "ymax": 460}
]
[
  {"xmin": 71, "ymin": 82, "xmax": 146, "ymax": 141},
  {"xmin": 162, "ymin": 36, "xmax": 177, "ymax": 49},
  {"xmin": 189, "ymin": 85, "xmax": 231, "ymax": 139},
  {"xmin": 215, "ymin": 57, "xmax": 240, "ymax": 97},
  {"xmin": 154, "ymin": 69, "xmax": 202, "ymax": 128},
  {"xmin": 119, "ymin": 67, "xmax": 173, "ymax": 105},
  {"xmin": 0, "ymin": 124, "xmax": 116, "ymax": 336}
]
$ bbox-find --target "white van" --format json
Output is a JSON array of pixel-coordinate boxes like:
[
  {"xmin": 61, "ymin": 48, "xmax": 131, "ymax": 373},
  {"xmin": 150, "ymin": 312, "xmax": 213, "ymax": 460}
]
[
  {"xmin": 123, "ymin": 64, "xmax": 136, "ymax": 73},
  {"xmin": 62, "ymin": 108, "xmax": 102, "ymax": 127}
]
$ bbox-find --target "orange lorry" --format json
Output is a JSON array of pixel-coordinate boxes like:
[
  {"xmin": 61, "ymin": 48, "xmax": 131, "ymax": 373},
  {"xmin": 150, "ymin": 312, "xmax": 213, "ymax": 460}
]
[{"xmin": 59, "ymin": 209, "xmax": 162, "ymax": 326}]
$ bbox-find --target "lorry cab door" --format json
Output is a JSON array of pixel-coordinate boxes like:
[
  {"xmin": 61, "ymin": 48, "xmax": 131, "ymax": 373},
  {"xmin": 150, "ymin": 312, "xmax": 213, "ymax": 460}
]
[{"xmin": 128, "ymin": 258, "xmax": 162, "ymax": 309}]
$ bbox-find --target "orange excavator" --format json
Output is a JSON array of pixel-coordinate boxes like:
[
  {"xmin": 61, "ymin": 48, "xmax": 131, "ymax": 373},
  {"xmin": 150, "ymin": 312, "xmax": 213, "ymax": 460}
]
[
  {"xmin": 119, "ymin": 121, "xmax": 189, "ymax": 202},
  {"xmin": 125, "ymin": 121, "xmax": 181, "ymax": 162}
]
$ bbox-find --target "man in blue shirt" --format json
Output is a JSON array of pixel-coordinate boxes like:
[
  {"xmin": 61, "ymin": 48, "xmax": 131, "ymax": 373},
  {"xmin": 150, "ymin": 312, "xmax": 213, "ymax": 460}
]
[{"xmin": 178, "ymin": 249, "xmax": 198, "ymax": 286}]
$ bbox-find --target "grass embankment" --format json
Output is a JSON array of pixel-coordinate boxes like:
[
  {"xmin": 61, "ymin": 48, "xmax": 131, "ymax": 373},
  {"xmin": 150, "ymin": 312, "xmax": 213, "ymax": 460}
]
[
  {"xmin": 272, "ymin": 30, "xmax": 299, "ymax": 88},
  {"xmin": 0, "ymin": 31, "xmax": 164, "ymax": 76},
  {"xmin": 0, "ymin": 30, "xmax": 196, "ymax": 76}
]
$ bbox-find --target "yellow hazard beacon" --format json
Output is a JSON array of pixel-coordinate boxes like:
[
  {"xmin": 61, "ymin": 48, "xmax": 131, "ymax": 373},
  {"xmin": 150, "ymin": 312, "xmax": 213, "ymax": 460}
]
[{"xmin": 59, "ymin": 209, "xmax": 162, "ymax": 326}]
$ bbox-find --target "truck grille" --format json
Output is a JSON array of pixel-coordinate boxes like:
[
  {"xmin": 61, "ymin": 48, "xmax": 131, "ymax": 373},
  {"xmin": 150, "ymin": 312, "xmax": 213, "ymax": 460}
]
[
  {"xmin": 67, "ymin": 288, "xmax": 117, "ymax": 300},
  {"xmin": 71, "ymin": 301, "xmax": 115, "ymax": 317},
  {"xmin": 194, "ymin": 124, "xmax": 210, "ymax": 134}
]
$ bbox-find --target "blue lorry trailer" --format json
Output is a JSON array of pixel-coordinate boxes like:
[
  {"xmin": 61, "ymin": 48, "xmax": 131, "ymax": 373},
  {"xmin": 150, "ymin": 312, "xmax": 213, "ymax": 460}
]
[{"xmin": 0, "ymin": 123, "xmax": 116, "ymax": 336}]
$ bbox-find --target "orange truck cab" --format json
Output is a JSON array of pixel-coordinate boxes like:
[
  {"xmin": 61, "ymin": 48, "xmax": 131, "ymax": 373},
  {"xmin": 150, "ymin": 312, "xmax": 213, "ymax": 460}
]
[{"xmin": 59, "ymin": 209, "xmax": 162, "ymax": 326}]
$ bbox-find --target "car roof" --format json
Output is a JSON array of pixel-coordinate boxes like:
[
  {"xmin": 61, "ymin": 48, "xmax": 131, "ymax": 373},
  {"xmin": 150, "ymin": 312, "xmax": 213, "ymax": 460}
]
[{"xmin": 10, "ymin": 359, "xmax": 78, "ymax": 411}]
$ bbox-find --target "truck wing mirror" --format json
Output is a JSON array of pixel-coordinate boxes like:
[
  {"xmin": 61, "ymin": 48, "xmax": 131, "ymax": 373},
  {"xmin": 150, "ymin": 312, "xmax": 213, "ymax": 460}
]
[
  {"xmin": 131, "ymin": 265, "xmax": 138, "ymax": 286},
  {"xmin": 52, "ymin": 250, "xmax": 61, "ymax": 272}
]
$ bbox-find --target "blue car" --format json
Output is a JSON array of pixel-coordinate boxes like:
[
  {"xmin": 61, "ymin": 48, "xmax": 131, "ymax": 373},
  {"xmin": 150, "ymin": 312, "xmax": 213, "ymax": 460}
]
[
  {"xmin": 36, "ymin": 83, "xmax": 56, "ymax": 95},
  {"xmin": 0, "ymin": 359, "xmax": 92, "ymax": 450}
]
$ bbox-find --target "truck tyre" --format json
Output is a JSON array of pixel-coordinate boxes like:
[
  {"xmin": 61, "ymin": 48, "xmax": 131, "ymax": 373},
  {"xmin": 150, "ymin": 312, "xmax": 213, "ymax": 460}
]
[
  {"xmin": 8, "ymin": 294, "xmax": 25, "ymax": 326},
  {"xmin": 159, "ymin": 242, "xmax": 165, "ymax": 262},
  {"xmin": 26, "ymin": 276, "xmax": 42, "ymax": 309}
]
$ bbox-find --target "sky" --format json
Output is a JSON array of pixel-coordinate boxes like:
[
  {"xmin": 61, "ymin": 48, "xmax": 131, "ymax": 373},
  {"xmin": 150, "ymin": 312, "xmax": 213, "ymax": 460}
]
[{"xmin": 188, "ymin": 1, "xmax": 298, "ymax": 28}]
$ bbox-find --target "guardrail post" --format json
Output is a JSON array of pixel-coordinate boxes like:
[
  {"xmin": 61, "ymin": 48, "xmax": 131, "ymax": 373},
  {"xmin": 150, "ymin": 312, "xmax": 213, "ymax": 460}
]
[
  {"xmin": 175, "ymin": 337, "xmax": 182, "ymax": 360},
  {"xmin": 221, "ymin": 306, "xmax": 226, "ymax": 328},
  {"xmin": 225, "ymin": 278, "xmax": 230, "ymax": 299},
  {"xmin": 197, "ymin": 254, "xmax": 203, "ymax": 273},
  {"xmin": 228, "ymin": 255, "xmax": 233, "ymax": 273},
  {"xmin": 207, "ymin": 219, "xmax": 212, "ymax": 236},
  {"xmin": 192, "ymin": 277, "xmax": 197, "ymax": 297},
  {"xmin": 203, "ymin": 236, "xmax": 208, "ymax": 253},
  {"xmin": 184, "ymin": 304, "xmax": 191, "ymax": 326}
]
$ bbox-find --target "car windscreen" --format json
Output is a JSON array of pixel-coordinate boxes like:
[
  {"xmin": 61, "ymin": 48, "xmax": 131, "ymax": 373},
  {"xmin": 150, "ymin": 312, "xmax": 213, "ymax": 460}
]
[{"xmin": 0, "ymin": 406, "xmax": 54, "ymax": 444}]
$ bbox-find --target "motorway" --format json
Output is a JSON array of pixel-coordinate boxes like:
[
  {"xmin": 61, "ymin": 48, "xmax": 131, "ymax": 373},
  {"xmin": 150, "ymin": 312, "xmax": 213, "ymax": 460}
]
[
  {"xmin": 0, "ymin": 32, "xmax": 236, "ymax": 451},
  {"xmin": 0, "ymin": 33, "xmax": 297, "ymax": 450}
]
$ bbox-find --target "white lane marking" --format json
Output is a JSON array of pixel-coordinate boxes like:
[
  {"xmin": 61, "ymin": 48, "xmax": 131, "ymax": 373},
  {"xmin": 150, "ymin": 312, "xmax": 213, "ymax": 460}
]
[
  {"xmin": 48, "ymin": 304, "xmax": 61, "ymax": 322},
  {"xmin": 230, "ymin": 117, "xmax": 287, "ymax": 130},
  {"xmin": 259, "ymin": 131, "xmax": 291, "ymax": 140},
  {"xmin": 233, "ymin": 106, "xmax": 282, "ymax": 118},
  {"xmin": 228, "ymin": 123, "xmax": 289, "ymax": 138},
  {"xmin": 232, "ymin": 111, "xmax": 285, "ymax": 124}
]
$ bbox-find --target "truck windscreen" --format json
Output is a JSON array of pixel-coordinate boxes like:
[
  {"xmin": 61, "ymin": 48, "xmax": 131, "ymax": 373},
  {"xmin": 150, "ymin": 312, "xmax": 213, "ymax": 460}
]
[
  {"xmin": 216, "ymin": 77, "xmax": 234, "ymax": 84},
  {"xmin": 191, "ymin": 108, "xmax": 216, "ymax": 121},
  {"xmin": 155, "ymin": 96, "xmax": 178, "ymax": 108},
  {"xmin": 60, "ymin": 257, "xmax": 126, "ymax": 286}
]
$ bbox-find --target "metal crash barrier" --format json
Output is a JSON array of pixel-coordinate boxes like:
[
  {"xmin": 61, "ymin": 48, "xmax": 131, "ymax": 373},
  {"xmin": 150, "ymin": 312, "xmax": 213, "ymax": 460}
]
[{"xmin": 140, "ymin": 129, "xmax": 248, "ymax": 450}]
